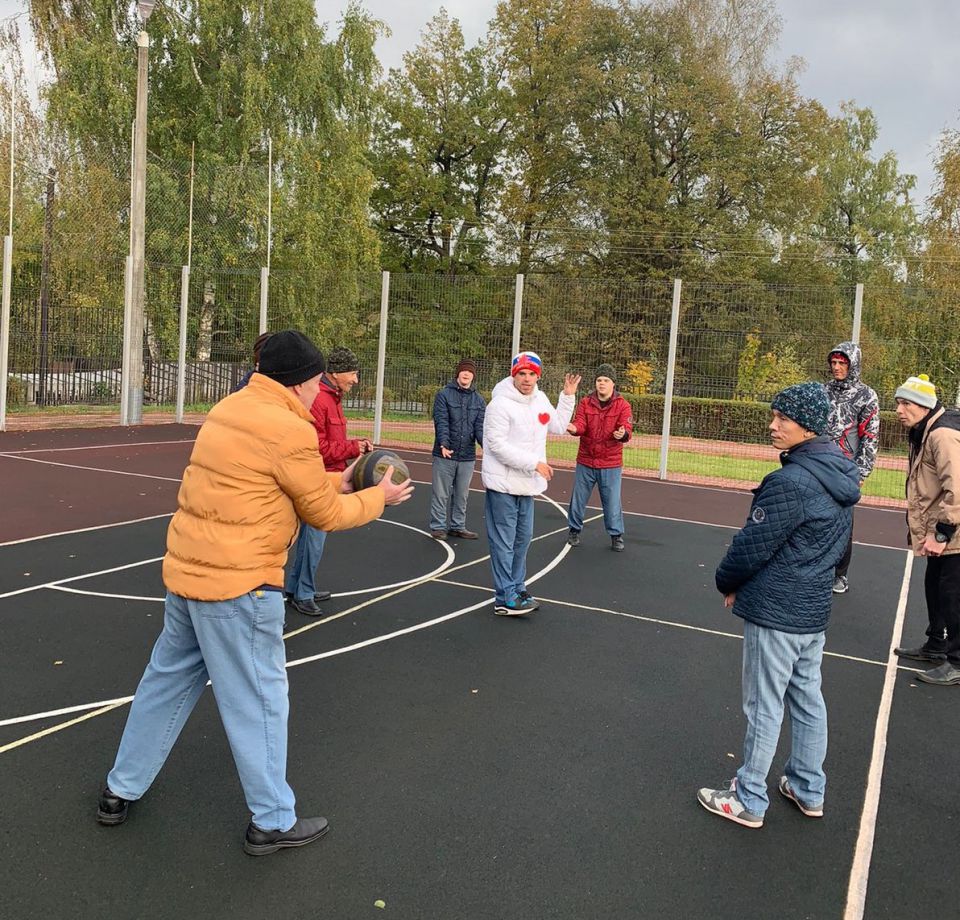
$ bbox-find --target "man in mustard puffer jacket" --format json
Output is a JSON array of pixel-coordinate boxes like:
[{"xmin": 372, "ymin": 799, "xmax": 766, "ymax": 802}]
[{"xmin": 97, "ymin": 330, "xmax": 413, "ymax": 856}]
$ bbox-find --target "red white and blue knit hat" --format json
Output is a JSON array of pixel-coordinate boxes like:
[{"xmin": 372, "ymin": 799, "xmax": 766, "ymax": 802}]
[{"xmin": 511, "ymin": 351, "xmax": 542, "ymax": 377}]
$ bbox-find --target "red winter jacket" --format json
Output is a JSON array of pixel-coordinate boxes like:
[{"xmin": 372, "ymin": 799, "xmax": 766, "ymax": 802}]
[
  {"xmin": 309, "ymin": 375, "xmax": 363, "ymax": 472},
  {"xmin": 568, "ymin": 392, "xmax": 633, "ymax": 468}
]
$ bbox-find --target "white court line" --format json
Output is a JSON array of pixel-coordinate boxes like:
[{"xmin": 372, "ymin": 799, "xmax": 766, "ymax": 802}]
[
  {"xmin": 843, "ymin": 551, "xmax": 914, "ymax": 920},
  {"xmin": 0, "ymin": 557, "xmax": 163, "ymax": 600},
  {"xmin": 0, "ymin": 438, "xmax": 196, "ymax": 455},
  {"xmin": 436, "ymin": 578, "xmax": 903, "ymax": 670},
  {"xmin": 44, "ymin": 519, "xmax": 457, "ymax": 605},
  {"xmin": 0, "ymin": 453, "xmax": 182, "ymax": 482},
  {"xmin": 0, "ymin": 513, "xmax": 173, "ymax": 547}
]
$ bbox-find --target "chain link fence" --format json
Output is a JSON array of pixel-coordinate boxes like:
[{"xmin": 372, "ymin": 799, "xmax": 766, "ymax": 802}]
[{"xmin": 5, "ymin": 149, "xmax": 960, "ymax": 507}]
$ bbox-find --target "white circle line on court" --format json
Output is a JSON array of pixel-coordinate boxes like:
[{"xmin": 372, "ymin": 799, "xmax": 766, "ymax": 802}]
[
  {"xmin": 0, "ymin": 493, "xmax": 572, "ymax": 734},
  {"xmin": 42, "ymin": 519, "xmax": 456, "ymax": 604}
]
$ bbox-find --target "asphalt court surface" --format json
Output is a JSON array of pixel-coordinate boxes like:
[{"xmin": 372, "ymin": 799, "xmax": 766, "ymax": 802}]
[{"xmin": 0, "ymin": 425, "xmax": 956, "ymax": 920}]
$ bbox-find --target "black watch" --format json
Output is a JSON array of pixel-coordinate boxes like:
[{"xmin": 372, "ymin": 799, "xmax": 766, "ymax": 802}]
[{"xmin": 934, "ymin": 531, "xmax": 950, "ymax": 544}]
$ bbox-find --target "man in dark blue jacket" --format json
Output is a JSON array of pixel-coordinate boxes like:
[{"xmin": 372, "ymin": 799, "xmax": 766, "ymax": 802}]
[
  {"xmin": 430, "ymin": 359, "xmax": 486, "ymax": 540},
  {"xmin": 698, "ymin": 382, "xmax": 860, "ymax": 829}
]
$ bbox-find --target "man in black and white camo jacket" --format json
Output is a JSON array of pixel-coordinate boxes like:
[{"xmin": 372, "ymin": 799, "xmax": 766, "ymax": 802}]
[{"xmin": 825, "ymin": 341, "xmax": 880, "ymax": 594}]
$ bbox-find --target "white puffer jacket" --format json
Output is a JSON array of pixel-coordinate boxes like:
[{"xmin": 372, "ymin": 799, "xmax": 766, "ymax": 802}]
[{"xmin": 481, "ymin": 376, "xmax": 576, "ymax": 495}]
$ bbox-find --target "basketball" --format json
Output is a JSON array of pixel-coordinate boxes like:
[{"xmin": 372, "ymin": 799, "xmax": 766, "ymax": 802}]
[{"xmin": 350, "ymin": 449, "xmax": 411, "ymax": 489}]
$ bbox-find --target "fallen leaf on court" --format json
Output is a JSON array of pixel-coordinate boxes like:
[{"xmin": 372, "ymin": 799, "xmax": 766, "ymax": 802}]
[
  {"xmin": 374, "ymin": 899, "xmax": 386, "ymax": 909},
  {"xmin": 54, "ymin": 661, "xmax": 63, "ymax": 666},
  {"xmin": 698, "ymin": 564, "xmax": 704, "ymax": 568},
  {"xmin": 471, "ymin": 689, "xmax": 478, "ymax": 694},
  {"xmin": 23, "ymin": 572, "xmax": 30, "ymax": 576},
  {"xmin": 726, "ymin": 753, "xmax": 734, "ymax": 758}
]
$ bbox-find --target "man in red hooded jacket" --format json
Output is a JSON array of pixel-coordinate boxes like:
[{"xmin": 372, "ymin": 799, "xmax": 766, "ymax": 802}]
[
  {"xmin": 284, "ymin": 345, "xmax": 372, "ymax": 615},
  {"xmin": 565, "ymin": 363, "xmax": 633, "ymax": 551}
]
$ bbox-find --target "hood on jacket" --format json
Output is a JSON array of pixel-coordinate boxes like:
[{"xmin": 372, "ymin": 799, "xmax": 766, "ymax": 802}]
[
  {"xmin": 783, "ymin": 436, "xmax": 861, "ymax": 507},
  {"xmin": 492, "ymin": 375, "xmax": 537, "ymax": 404},
  {"xmin": 827, "ymin": 341, "xmax": 862, "ymax": 386}
]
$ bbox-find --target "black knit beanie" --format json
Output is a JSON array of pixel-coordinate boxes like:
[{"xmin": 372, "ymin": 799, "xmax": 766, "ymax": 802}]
[
  {"xmin": 596, "ymin": 363, "xmax": 617, "ymax": 384},
  {"xmin": 327, "ymin": 346, "xmax": 360, "ymax": 374},
  {"xmin": 258, "ymin": 330, "xmax": 325, "ymax": 386}
]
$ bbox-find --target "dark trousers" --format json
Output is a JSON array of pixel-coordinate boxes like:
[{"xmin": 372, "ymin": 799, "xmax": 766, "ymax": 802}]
[
  {"xmin": 924, "ymin": 553, "xmax": 960, "ymax": 665},
  {"xmin": 835, "ymin": 533, "xmax": 853, "ymax": 578}
]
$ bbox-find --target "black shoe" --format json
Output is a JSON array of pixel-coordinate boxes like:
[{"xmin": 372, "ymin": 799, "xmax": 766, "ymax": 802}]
[
  {"xmin": 313, "ymin": 590, "xmax": 332, "ymax": 603},
  {"xmin": 567, "ymin": 529, "xmax": 580, "ymax": 547},
  {"xmin": 449, "ymin": 529, "xmax": 479, "ymax": 540},
  {"xmin": 916, "ymin": 663, "xmax": 960, "ymax": 686},
  {"xmin": 611, "ymin": 535, "xmax": 625, "ymax": 552},
  {"xmin": 243, "ymin": 816, "xmax": 329, "ymax": 856},
  {"xmin": 97, "ymin": 787, "xmax": 130, "ymax": 826},
  {"xmin": 895, "ymin": 644, "xmax": 947, "ymax": 662},
  {"xmin": 289, "ymin": 597, "xmax": 323, "ymax": 616}
]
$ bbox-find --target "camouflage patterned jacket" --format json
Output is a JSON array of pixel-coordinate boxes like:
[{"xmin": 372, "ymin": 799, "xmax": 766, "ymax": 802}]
[{"xmin": 825, "ymin": 341, "xmax": 880, "ymax": 483}]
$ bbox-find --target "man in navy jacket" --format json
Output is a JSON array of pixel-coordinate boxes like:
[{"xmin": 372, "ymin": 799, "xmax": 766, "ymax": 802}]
[
  {"xmin": 698, "ymin": 382, "xmax": 860, "ymax": 829},
  {"xmin": 430, "ymin": 359, "xmax": 486, "ymax": 540}
]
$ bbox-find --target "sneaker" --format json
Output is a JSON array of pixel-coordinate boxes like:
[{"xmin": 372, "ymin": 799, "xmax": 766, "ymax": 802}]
[
  {"xmin": 697, "ymin": 779, "xmax": 763, "ymax": 828},
  {"xmin": 567, "ymin": 529, "xmax": 581, "ymax": 547},
  {"xmin": 96, "ymin": 787, "xmax": 130, "ymax": 826},
  {"xmin": 611, "ymin": 535, "xmax": 625, "ymax": 552},
  {"xmin": 832, "ymin": 576, "xmax": 849, "ymax": 594},
  {"xmin": 778, "ymin": 776, "xmax": 823, "ymax": 817},
  {"xmin": 493, "ymin": 595, "xmax": 539, "ymax": 616},
  {"xmin": 243, "ymin": 816, "xmax": 329, "ymax": 856},
  {"xmin": 894, "ymin": 644, "xmax": 947, "ymax": 662},
  {"xmin": 448, "ymin": 529, "xmax": 479, "ymax": 540},
  {"xmin": 916, "ymin": 662, "xmax": 960, "ymax": 686},
  {"xmin": 430, "ymin": 530, "xmax": 448, "ymax": 540}
]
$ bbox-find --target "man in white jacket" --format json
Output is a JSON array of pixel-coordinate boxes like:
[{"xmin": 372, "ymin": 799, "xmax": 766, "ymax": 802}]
[{"xmin": 482, "ymin": 351, "xmax": 580, "ymax": 615}]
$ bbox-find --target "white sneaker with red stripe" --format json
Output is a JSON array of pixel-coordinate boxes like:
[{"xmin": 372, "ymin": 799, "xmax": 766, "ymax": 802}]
[{"xmin": 697, "ymin": 778, "xmax": 764, "ymax": 828}]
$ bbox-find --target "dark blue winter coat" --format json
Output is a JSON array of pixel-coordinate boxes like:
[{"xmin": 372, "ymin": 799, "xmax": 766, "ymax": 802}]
[
  {"xmin": 715, "ymin": 437, "xmax": 860, "ymax": 633},
  {"xmin": 432, "ymin": 381, "xmax": 486, "ymax": 461}
]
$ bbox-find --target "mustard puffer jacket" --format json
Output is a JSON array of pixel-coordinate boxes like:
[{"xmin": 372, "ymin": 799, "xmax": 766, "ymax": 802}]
[{"xmin": 163, "ymin": 373, "xmax": 385, "ymax": 600}]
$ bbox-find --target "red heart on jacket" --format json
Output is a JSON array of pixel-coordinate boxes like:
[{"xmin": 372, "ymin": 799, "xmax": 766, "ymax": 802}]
[{"xmin": 538, "ymin": 412, "xmax": 550, "ymax": 425}]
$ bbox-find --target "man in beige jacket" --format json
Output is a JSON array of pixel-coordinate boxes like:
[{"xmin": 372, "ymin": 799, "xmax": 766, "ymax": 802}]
[
  {"xmin": 892, "ymin": 374, "xmax": 960, "ymax": 685},
  {"xmin": 97, "ymin": 330, "xmax": 413, "ymax": 854}
]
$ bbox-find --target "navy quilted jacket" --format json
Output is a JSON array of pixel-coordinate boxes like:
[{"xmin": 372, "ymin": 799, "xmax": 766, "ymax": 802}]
[
  {"xmin": 716, "ymin": 437, "xmax": 860, "ymax": 633},
  {"xmin": 432, "ymin": 381, "xmax": 486, "ymax": 461}
]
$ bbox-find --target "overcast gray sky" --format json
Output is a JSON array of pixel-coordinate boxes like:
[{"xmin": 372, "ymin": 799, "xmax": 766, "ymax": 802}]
[{"xmin": 3, "ymin": 0, "xmax": 958, "ymax": 205}]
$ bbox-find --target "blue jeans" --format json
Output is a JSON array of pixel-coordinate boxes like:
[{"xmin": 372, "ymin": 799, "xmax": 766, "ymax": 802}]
[
  {"xmin": 284, "ymin": 524, "xmax": 327, "ymax": 600},
  {"xmin": 430, "ymin": 457, "xmax": 475, "ymax": 531},
  {"xmin": 106, "ymin": 590, "xmax": 297, "ymax": 831},
  {"xmin": 736, "ymin": 621, "xmax": 827, "ymax": 815},
  {"xmin": 484, "ymin": 489, "xmax": 534, "ymax": 605},
  {"xmin": 567, "ymin": 464, "xmax": 625, "ymax": 536}
]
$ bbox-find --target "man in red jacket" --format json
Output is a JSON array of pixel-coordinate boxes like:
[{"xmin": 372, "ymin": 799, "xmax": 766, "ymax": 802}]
[
  {"xmin": 284, "ymin": 345, "xmax": 372, "ymax": 615},
  {"xmin": 565, "ymin": 363, "xmax": 633, "ymax": 551}
]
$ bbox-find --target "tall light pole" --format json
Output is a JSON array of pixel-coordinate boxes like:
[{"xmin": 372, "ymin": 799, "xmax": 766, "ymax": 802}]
[{"xmin": 125, "ymin": 0, "xmax": 155, "ymax": 424}]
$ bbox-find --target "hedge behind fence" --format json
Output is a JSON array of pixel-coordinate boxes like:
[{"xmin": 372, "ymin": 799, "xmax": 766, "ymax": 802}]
[{"xmin": 624, "ymin": 394, "xmax": 909, "ymax": 454}]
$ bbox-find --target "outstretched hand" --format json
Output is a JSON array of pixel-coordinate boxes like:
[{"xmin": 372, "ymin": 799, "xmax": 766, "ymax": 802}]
[
  {"xmin": 562, "ymin": 373, "xmax": 582, "ymax": 396},
  {"xmin": 378, "ymin": 466, "xmax": 415, "ymax": 506}
]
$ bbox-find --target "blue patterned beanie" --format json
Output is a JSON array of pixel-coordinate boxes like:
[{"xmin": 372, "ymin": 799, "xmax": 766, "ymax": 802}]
[{"xmin": 771, "ymin": 382, "xmax": 830, "ymax": 435}]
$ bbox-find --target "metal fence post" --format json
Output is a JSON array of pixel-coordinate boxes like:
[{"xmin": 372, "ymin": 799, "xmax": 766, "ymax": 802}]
[
  {"xmin": 852, "ymin": 283, "xmax": 864, "ymax": 344},
  {"xmin": 175, "ymin": 264, "xmax": 190, "ymax": 423},
  {"xmin": 0, "ymin": 235, "xmax": 12, "ymax": 430},
  {"xmin": 658, "ymin": 278, "xmax": 683, "ymax": 480},
  {"xmin": 373, "ymin": 270, "xmax": 390, "ymax": 444},
  {"xmin": 120, "ymin": 254, "xmax": 133, "ymax": 424},
  {"xmin": 258, "ymin": 266, "xmax": 269, "ymax": 335},
  {"xmin": 511, "ymin": 273, "xmax": 524, "ymax": 357}
]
